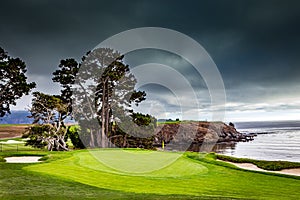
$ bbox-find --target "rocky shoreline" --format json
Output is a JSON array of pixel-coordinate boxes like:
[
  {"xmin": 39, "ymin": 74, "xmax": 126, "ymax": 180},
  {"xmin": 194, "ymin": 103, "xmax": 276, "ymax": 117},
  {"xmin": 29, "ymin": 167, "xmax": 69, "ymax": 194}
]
[{"xmin": 153, "ymin": 121, "xmax": 256, "ymax": 151}]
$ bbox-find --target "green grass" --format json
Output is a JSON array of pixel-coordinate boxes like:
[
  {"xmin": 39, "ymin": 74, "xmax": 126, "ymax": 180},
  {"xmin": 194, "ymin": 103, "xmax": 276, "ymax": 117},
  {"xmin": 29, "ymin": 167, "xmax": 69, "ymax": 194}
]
[
  {"xmin": 216, "ymin": 154, "xmax": 300, "ymax": 171},
  {"xmin": 0, "ymin": 139, "xmax": 44, "ymax": 152},
  {"xmin": 156, "ymin": 120, "xmax": 205, "ymax": 125},
  {"xmin": 79, "ymin": 149, "xmax": 207, "ymax": 177},
  {"xmin": 0, "ymin": 124, "xmax": 29, "ymax": 127},
  {"xmin": 0, "ymin": 154, "xmax": 202, "ymax": 200},
  {"xmin": 156, "ymin": 121, "xmax": 181, "ymax": 125},
  {"xmin": 0, "ymin": 143, "xmax": 38, "ymax": 151},
  {"xmin": 1, "ymin": 149, "xmax": 300, "ymax": 199}
]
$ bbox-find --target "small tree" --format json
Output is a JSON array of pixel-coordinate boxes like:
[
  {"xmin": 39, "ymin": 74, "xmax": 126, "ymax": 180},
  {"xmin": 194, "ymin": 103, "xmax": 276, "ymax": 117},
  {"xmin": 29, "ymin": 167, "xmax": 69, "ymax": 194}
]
[
  {"xmin": 0, "ymin": 47, "xmax": 35, "ymax": 117},
  {"xmin": 24, "ymin": 92, "xmax": 69, "ymax": 151},
  {"xmin": 24, "ymin": 57, "xmax": 82, "ymax": 150},
  {"xmin": 229, "ymin": 122, "xmax": 235, "ymax": 128}
]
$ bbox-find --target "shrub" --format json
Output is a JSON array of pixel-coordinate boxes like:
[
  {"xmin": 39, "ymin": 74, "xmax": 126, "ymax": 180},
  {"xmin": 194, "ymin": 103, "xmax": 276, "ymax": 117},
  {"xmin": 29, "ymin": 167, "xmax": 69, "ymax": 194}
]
[{"xmin": 67, "ymin": 125, "xmax": 85, "ymax": 149}]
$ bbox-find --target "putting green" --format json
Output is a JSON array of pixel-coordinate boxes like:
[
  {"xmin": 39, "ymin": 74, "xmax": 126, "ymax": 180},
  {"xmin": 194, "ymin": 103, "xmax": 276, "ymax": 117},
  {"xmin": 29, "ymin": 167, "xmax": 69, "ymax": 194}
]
[
  {"xmin": 23, "ymin": 149, "xmax": 300, "ymax": 199},
  {"xmin": 79, "ymin": 149, "xmax": 208, "ymax": 177}
]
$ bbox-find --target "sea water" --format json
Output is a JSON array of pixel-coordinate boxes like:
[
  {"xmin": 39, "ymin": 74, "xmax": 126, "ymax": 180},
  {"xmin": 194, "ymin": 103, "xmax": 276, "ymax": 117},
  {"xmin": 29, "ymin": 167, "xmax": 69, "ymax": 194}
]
[{"xmin": 214, "ymin": 121, "xmax": 300, "ymax": 162}]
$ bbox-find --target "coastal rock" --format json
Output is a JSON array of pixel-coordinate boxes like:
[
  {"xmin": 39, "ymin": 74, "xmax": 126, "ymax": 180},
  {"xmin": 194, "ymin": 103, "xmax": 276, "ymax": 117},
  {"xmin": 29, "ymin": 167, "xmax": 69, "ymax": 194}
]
[{"xmin": 154, "ymin": 121, "xmax": 249, "ymax": 149}]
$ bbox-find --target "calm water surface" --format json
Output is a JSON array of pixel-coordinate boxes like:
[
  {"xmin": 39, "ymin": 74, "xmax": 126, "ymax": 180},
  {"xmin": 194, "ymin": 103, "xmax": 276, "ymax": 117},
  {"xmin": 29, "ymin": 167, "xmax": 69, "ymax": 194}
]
[{"xmin": 214, "ymin": 121, "xmax": 300, "ymax": 162}]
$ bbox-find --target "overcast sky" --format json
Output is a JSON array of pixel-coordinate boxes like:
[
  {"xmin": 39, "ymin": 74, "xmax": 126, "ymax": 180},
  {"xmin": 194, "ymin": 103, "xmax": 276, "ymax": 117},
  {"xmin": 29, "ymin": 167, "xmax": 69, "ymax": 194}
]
[{"xmin": 1, "ymin": 0, "xmax": 300, "ymax": 122}]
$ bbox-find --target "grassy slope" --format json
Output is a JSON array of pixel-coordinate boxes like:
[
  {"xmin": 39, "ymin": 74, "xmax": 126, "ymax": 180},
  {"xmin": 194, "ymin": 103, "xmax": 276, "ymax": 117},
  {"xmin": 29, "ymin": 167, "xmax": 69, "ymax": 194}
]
[
  {"xmin": 7, "ymin": 149, "xmax": 297, "ymax": 200},
  {"xmin": 0, "ymin": 124, "xmax": 30, "ymax": 127},
  {"xmin": 0, "ymin": 151, "xmax": 223, "ymax": 200},
  {"xmin": 0, "ymin": 163, "xmax": 202, "ymax": 200}
]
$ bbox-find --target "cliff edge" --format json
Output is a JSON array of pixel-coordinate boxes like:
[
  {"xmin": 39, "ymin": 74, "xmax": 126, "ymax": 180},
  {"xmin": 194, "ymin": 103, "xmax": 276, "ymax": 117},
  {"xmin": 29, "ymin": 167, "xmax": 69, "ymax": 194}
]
[{"xmin": 154, "ymin": 121, "xmax": 253, "ymax": 150}]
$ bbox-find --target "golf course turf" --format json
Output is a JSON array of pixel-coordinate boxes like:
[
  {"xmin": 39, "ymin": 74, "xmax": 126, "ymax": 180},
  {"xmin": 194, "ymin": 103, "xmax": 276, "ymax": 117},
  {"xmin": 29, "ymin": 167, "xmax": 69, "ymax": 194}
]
[{"xmin": 1, "ymin": 149, "xmax": 300, "ymax": 199}]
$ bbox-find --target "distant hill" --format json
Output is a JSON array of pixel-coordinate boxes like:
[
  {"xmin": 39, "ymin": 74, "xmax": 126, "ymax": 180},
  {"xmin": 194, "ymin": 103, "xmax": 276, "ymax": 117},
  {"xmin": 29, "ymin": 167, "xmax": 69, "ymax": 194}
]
[
  {"xmin": 0, "ymin": 111, "xmax": 33, "ymax": 124},
  {"xmin": 0, "ymin": 110, "xmax": 75, "ymax": 124}
]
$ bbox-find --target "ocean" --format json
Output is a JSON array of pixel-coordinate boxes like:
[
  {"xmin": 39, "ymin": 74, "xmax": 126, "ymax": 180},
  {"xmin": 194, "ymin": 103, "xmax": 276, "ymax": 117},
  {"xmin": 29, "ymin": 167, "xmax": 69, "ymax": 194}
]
[{"xmin": 214, "ymin": 121, "xmax": 300, "ymax": 162}]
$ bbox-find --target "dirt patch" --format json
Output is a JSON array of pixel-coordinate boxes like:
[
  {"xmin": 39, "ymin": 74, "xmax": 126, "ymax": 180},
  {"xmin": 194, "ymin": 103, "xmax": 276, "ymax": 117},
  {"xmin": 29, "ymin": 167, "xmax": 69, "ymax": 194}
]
[
  {"xmin": 0, "ymin": 125, "xmax": 29, "ymax": 139},
  {"xmin": 4, "ymin": 156, "xmax": 42, "ymax": 163}
]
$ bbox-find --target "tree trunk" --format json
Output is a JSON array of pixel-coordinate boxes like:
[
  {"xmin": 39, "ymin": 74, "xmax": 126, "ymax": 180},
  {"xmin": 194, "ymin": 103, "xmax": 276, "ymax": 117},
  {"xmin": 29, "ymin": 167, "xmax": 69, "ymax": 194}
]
[
  {"xmin": 47, "ymin": 140, "xmax": 53, "ymax": 151},
  {"xmin": 105, "ymin": 91, "xmax": 110, "ymax": 147},
  {"xmin": 101, "ymin": 80, "xmax": 107, "ymax": 148},
  {"xmin": 90, "ymin": 129, "xmax": 95, "ymax": 148},
  {"xmin": 57, "ymin": 136, "xmax": 68, "ymax": 151},
  {"xmin": 123, "ymin": 134, "xmax": 127, "ymax": 148},
  {"xmin": 96, "ymin": 129, "xmax": 102, "ymax": 147},
  {"xmin": 101, "ymin": 111, "xmax": 106, "ymax": 148}
]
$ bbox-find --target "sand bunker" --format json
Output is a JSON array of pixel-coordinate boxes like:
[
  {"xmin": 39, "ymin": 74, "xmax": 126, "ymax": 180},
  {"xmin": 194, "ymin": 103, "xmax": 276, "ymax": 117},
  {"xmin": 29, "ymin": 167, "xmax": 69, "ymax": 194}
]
[
  {"xmin": 0, "ymin": 140, "xmax": 25, "ymax": 144},
  {"xmin": 4, "ymin": 156, "xmax": 42, "ymax": 163},
  {"xmin": 221, "ymin": 160, "xmax": 300, "ymax": 176}
]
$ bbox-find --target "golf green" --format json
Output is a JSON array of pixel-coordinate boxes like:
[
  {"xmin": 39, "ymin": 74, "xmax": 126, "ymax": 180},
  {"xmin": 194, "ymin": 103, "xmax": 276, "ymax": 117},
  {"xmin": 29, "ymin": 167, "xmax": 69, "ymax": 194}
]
[{"xmin": 22, "ymin": 149, "xmax": 300, "ymax": 199}]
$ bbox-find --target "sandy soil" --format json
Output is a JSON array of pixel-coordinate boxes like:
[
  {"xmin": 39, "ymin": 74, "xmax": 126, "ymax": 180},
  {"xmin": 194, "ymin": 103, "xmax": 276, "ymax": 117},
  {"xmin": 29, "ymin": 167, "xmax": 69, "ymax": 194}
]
[
  {"xmin": 4, "ymin": 156, "xmax": 42, "ymax": 163},
  {"xmin": 0, "ymin": 125, "xmax": 28, "ymax": 139},
  {"xmin": 221, "ymin": 160, "xmax": 300, "ymax": 176}
]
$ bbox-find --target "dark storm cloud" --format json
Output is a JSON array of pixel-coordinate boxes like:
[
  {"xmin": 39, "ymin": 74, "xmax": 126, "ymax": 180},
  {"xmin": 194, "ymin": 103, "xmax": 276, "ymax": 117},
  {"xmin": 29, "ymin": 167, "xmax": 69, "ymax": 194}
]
[
  {"xmin": 1, "ymin": 0, "xmax": 300, "ymax": 119},
  {"xmin": 0, "ymin": 0, "xmax": 140, "ymax": 76}
]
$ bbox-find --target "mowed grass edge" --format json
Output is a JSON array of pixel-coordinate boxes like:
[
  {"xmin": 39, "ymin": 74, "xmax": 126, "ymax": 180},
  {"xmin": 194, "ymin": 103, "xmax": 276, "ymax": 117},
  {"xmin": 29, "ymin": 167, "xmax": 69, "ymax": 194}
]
[{"xmin": 15, "ymin": 149, "xmax": 300, "ymax": 199}]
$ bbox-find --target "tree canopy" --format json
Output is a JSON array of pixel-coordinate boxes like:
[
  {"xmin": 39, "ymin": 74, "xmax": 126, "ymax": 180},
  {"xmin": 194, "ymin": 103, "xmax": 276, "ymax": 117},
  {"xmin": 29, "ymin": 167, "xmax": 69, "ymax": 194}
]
[
  {"xmin": 72, "ymin": 48, "xmax": 156, "ymax": 148},
  {"xmin": 24, "ymin": 92, "xmax": 69, "ymax": 151},
  {"xmin": 24, "ymin": 48, "xmax": 156, "ymax": 150},
  {"xmin": 0, "ymin": 47, "xmax": 36, "ymax": 117}
]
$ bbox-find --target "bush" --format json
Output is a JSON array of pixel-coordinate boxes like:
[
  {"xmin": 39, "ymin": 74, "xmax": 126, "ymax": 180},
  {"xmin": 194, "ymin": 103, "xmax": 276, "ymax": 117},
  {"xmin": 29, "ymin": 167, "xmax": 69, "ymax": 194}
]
[{"xmin": 67, "ymin": 125, "xmax": 85, "ymax": 149}]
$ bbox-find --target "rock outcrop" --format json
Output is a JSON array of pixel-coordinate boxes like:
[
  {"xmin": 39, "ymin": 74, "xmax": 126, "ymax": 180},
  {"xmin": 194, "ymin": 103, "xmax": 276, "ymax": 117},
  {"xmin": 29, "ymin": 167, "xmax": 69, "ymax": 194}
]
[{"xmin": 153, "ymin": 121, "xmax": 252, "ymax": 151}]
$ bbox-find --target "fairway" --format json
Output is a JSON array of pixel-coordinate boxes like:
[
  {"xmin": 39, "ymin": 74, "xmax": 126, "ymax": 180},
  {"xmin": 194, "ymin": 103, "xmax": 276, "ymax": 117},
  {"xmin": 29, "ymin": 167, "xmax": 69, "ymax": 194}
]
[{"xmin": 18, "ymin": 149, "xmax": 300, "ymax": 199}]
